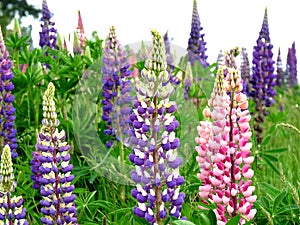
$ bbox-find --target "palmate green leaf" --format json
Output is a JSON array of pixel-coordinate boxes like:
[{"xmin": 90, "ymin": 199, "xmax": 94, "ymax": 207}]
[
  {"xmin": 273, "ymin": 190, "xmax": 287, "ymax": 211},
  {"xmin": 225, "ymin": 215, "xmax": 240, "ymax": 225},
  {"xmin": 172, "ymin": 220, "xmax": 197, "ymax": 225},
  {"xmin": 261, "ymin": 153, "xmax": 278, "ymax": 162},
  {"xmin": 263, "ymin": 147, "xmax": 288, "ymax": 154}
]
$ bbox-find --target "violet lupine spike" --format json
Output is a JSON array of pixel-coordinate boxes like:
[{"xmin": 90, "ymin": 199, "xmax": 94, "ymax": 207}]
[
  {"xmin": 0, "ymin": 26, "xmax": 18, "ymax": 159},
  {"xmin": 31, "ymin": 82, "xmax": 78, "ymax": 224},
  {"xmin": 286, "ymin": 42, "xmax": 298, "ymax": 88},
  {"xmin": 129, "ymin": 30, "xmax": 185, "ymax": 224},
  {"xmin": 196, "ymin": 66, "xmax": 256, "ymax": 224},
  {"xmin": 163, "ymin": 32, "xmax": 180, "ymax": 85},
  {"xmin": 250, "ymin": 8, "xmax": 276, "ymax": 145},
  {"xmin": 101, "ymin": 26, "xmax": 132, "ymax": 148},
  {"xmin": 276, "ymin": 48, "xmax": 285, "ymax": 88},
  {"xmin": 39, "ymin": 0, "xmax": 57, "ymax": 49},
  {"xmin": 0, "ymin": 145, "xmax": 28, "ymax": 224},
  {"xmin": 240, "ymin": 47, "xmax": 251, "ymax": 96},
  {"xmin": 187, "ymin": 0, "xmax": 209, "ymax": 68}
]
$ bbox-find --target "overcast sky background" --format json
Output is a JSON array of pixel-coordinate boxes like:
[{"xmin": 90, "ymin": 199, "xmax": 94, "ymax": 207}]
[{"xmin": 19, "ymin": 0, "xmax": 299, "ymax": 75}]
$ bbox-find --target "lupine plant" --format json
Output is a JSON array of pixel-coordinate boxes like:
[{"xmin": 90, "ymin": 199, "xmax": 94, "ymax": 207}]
[
  {"xmin": 30, "ymin": 82, "xmax": 78, "ymax": 224},
  {"xmin": 0, "ymin": 26, "xmax": 18, "ymax": 159},
  {"xmin": 286, "ymin": 42, "xmax": 298, "ymax": 88},
  {"xmin": 101, "ymin": 26, "xmax": 132, "ymax": 148},
  {"xmin": 250, "ymin": 8, "xmax": 276, "ymax": 145},
  {"xmin": 187, "ymin": 0, "xmax": 209, "ymax": 68},
  {"xmin": 0, "ymin": 145, "xmax": 28, "ymax": 224},
  {"xmin": 240, "ymin": 48, "xmax": 251, "ymax": 96},
  {"xmin": 39, "ymin": 0, "xmax": 57, "ymax": 49},
  {"xmin": 276, "ymin": 48, "xmax": 285, "ymax": 88},
  {"xmin": 129, "ymin": 30, "xmax": 185, "ymax": 224},
  {"xmin": 195, "ymin": 65, "xmax": 256, "ymax": 224}
]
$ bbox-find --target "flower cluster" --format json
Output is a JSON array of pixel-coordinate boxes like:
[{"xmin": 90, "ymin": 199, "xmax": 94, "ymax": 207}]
[
  {"xmin": 0, "ymin": 145, "xmax": 28, "ymax": 224},
  {"xmin": 129, "ymin": 30, "xmax": 185, "ymax": 224},
  {"xmin": 187, "ymin": 0, "xmax": 209, "ymax": 68},
  {"xmin": 75, "ymin": 10, "xmax": 86, "ymax": 51},
  {"xmin": 276, "ymin": 48, "xmax": 285, "ymax": 88},
  {"xmin": 250, "ymin": 8, "xmax": 276, "ymax": 145},
  {"xmin": 39, "ymin": 0, "xmax": 57, "ymax": 49},
  {"xmin": 240, "ymin": 48, "xmax": 251, "ymax": 96},
  {"xmin": 101, "ymin": 26, "xmax": 132, "ymax": 148},
  {"xmin": 196, "ymin": 66, "xmax": 256, "ymax": 224},
  {"xmin": 0, "ymin": 26, "xmax": 18, "ymax": 159},
  {"xmin": 30, "ymin": 82, "xmax": 78, "ymax": 224},
  {"xmin": 286, "ymin": 42, "xmax": 298, "ymax": 88}
]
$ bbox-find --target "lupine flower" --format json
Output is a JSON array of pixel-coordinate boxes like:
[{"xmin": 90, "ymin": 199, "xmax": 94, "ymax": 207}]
[
  {"xmin": 129, "ymin": 29, "xmax": 185, "ymax": 224},
  {"xmin": 276, "ymin": 48, "xmax": 285, "ymax": 88},
  {"xmin": 0, "ymin": 26, "xmax": 18, "ymax": 159},
  {"xmin": 250, "ymin": 8, "xmax": 276, "ymax": 145},
  {"xmin": 240, "ymin": 47, "xmax": 251, "ymax": 96},
  {"xmin": 39, "ymin": 0, "xmax": 57, "ymax": 49},
  {"xmin": 13, "ymin": 18, "xmax": 22, "ymax": 38},
  {"xmin": 30, "ymin": 82, "xmax": 78, "ymax": 224},
  {"xmin": 101, "ymin": 26, "xmax": 132, "ymax": 148},
  {"xmin": 73, "ymin": 32, "xmax": 83, "ymax": 55},
  {"xmin": 196, "ymin": 65, "xmax": 256, "ymax": 225},
  {"xmin": 76, "ymin": 10, "xmax": 86, "ymax": 49},
  {"xmin": 163, "ymin": 32, "xmax": 180, "ymax": 85},
  {"xmin": 187, "ymin": 0, "xmax": 209, "ymax": 68},
  {"xmin": 286, "ymin": 42, "xmax": 298, "ymax": 88},
  {"xmin": 0, "ymin": 145, "xmax": 28, "ymax": 224}
]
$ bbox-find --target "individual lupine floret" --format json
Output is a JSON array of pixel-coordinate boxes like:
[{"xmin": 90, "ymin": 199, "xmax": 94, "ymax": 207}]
[
  {"xmin": 196, "ymin": 66, "xmax": 256, "ymax": 224},
  {"xmin": 30, "ymin": 82, "xmax": 78, "ymax": 224},
  {"xmin": 39, "ymin": 0, "xmax": 57, "ymax": 49},
  {"xmin": 187, "ymin": 0, "xmax": 209, "ymax": 68},
  {"xmin": 276, "ymin": 48, "xmax": 285, "ymax": 88},
  {"xmin": 129, "ymin": 30, "xmax": 185, "ymax": 224},
  {"xmin": 0, "ymin": 145, "xmax": 28, "ymax": 224},
  {"xmin": 250, "ymin": 8, "xmax": 276, "ymax": 145},
  {"xmin": 101, "ymin": 26, "xmax": 132, "ymax": 148},
  {"xmin": 0, "ymin": 26, "xmax": 18, "ymax": 159},
  {"xmin": 286, "ymin": 42, "xmax": 298, "ymax": 88},
  {"xmin": 240, "ymin": 47, "xmax": 251, "ymax": 96}
]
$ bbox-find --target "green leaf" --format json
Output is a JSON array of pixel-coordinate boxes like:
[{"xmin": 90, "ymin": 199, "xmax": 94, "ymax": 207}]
[
  {"xmin": 261, "ymin": 153, "xmax": 279, "ymax": 162},
  {"xmin": 226, "ymin": 215, "xmax": 241, "ymax": 225},
  {"xmin": 261, "ymin": 135, "xmax": 271, "ymax": 146},
  {"xmin": 172, "ymin": 220, "xmax": 196, "ymax": 225},
  {"xmin": 258, "ymin": 183, "xmax": 280, "ymax": 199},
  {"xmin": 263, "ymin": 156, "xmax": 280, "ymax": 175},
  {"xmin": 207, "ymin": 209, "xmax": 217, "ymax": 225},
  {"xmin": 263, "ymin": 148, "xmax": 288, "ymax": 154},
  {"xmin": 198, "ymin": 213, "xmax": 211, "ymax": 225},
  {"xmin": 273, "ymin": 190, "xmax": 287, "ymax": 211}
]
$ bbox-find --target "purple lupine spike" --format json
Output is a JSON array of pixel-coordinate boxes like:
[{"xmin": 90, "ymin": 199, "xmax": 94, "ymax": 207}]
[
  {"xmin": 0, "ymin": 145, "xmax": 28, "ymax": 224},
  {"xmin": 101, "ymin": 26, "xmax": 132, "ymax": 148},
  {"xmin": 250, "ymin": 8, "xmax": 276, "ymax": 145},
  {"xmin": 286, "ymin": 42, "xmax": 298, "ymax": 88},
  {"xmin": 31, "ymin": 83, "xmax": 78, "ymax": 224},
  {"xmin": 39, "ymin": 0, "xmax": 57, "ymax": 49},
  {"xmin": 187, "ymin": 0, "xmax": 209, "ymax": 68},
  {"xmin": 130, "ymin": 30, "xmax": 185, "ymax": 224},
  {"xmin": 0, "ymin": 26, "xmax": 18, "ymax": 159},
  {"xmin": 276, "ymin": 48, "xmax": 285, "ymax": 88},
  {"xmin": 163, "ymin": 31, "xmax": 180, "ymax": 85},
  {"xmin": 240, "ymin": 47, "xmax": 251, "ymax": 96}
]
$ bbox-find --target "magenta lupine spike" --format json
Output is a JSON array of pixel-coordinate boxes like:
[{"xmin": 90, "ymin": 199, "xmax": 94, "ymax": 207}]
[
  {"xmin": 30, "ymin": 83, "xmax": 78, "ymax": 224},
  {"xmin": 286, "ymin": 42, "xmax": 298, "ymax": 88},
  {"xmin": 0, "ymin": 26, "xmax": 18, "ymax": 159},
  {"xmin": 196, "ymin": 66, "xmax": 256, "ymax": 224},
  {"xmin": 39, "ymin": 0, "xmax": 57, "ymax": 49},
  {"xmin": 75, "ymin": 10, "xmax": 86, "ymax": 51},
  {"xmin": 129, "ymin": 30, "xmax": 186, "ymax": 224},
  {"xmin": 187, "ymin": 0, "xmax": 209, "ymax": 68}
]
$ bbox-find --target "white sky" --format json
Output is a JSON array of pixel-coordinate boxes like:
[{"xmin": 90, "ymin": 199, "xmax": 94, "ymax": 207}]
[{"xmin": 20, "ymin": 0, "xmax": 299, "ymax": 74}]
